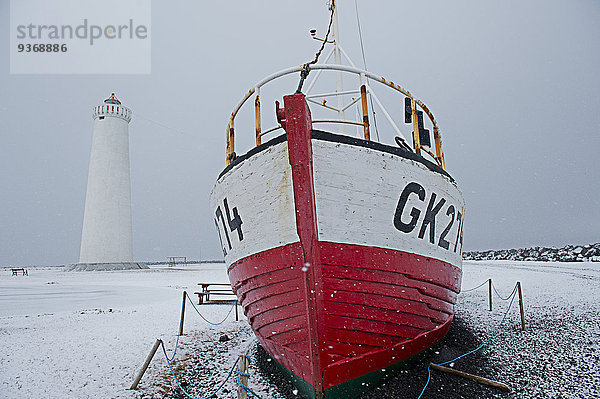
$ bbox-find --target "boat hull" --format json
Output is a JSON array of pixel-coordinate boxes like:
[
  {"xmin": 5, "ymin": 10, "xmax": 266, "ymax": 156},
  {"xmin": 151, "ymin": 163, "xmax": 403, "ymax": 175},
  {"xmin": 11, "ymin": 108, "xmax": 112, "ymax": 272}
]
[{"xmin": 210, "ymin": 94, "xmax": 464, "ymax": 398}]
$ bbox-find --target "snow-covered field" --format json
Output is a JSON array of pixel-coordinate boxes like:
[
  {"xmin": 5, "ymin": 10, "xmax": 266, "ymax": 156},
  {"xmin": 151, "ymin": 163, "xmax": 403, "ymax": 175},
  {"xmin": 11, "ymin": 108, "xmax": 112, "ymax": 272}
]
[
  {"xmin": 449, "ymin": 260, "xmax": 600, "ymax": 398},
  {"xmin": 1, "ymin": 260, "xmax": 598, "ymax": 398},
  {"xmin": 0, "ymin": 263, "xmax": 237, "ymax": 398}
]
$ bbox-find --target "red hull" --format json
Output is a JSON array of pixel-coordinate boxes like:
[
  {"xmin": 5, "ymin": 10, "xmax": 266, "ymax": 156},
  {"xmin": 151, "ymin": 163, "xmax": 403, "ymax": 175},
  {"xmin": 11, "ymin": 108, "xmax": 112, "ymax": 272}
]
[{"xmin": 229, "ymin": 241, "xmax": 460, "ymax": 392}]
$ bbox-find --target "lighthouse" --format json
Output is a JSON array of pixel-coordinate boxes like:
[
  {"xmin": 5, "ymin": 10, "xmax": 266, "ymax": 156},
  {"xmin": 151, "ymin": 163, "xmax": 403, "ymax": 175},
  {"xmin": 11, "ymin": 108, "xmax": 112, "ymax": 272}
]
[{"xmin": 71, "ymin": 93, "xmax": 147, "ymax": 271}]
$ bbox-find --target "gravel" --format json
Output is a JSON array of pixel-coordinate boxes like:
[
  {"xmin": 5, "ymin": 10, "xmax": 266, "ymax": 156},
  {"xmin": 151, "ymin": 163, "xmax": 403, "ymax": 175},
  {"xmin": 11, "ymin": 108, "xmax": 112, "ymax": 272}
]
[{"xmin": 155, "ymin": 260, "xmax": 600, "ymax": 398}]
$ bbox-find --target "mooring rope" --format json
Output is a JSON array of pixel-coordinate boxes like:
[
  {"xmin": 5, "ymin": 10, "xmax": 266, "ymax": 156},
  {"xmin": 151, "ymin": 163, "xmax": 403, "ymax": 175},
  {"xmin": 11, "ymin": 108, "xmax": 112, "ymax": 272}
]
[
  {"xmin": 417, "ymin": 282, "xmax": 519, "ymax": 398},
  {"xmin": 185, "ymin": 292, "xmax": 237, "ymax": 326}
]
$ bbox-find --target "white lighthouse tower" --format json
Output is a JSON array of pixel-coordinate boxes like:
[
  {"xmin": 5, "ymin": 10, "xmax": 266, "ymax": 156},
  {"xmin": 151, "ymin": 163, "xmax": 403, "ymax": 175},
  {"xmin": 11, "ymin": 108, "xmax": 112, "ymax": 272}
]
[{"xmin": 72, "ymin": 93, "xmax": 147, "ymax": 271}]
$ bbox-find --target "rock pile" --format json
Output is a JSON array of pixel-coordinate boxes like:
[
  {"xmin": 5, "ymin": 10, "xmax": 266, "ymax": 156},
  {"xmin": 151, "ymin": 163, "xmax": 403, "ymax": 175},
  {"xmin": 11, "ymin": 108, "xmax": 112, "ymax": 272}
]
[{"xmin": 464, "ymin": 243, "xmax": 600, "ymax": 262}]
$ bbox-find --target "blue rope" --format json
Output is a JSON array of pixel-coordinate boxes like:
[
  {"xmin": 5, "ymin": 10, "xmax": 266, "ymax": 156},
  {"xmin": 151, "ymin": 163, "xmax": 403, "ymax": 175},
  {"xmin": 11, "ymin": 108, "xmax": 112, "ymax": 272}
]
[
  {"xmin": 417, "ymin": 282, "xmax": 519, "ymax": 398},
  {"xmin": 185, "ymin": 292, "xmax": 237, "ymax": 326},
  {"xmin": 165, "ymin": 333, "xmax": 180, "ymax": 362},
  {"xmin": 160, "ymin": 340, "xmax": 246, "ymax": 399},
  {"xmin": 235, "ymin": 356, "xmax": 263, "ymax": 398},
  {"xmin": 151, "ymin": 292, "xmax": 247, "ymax": 398}
]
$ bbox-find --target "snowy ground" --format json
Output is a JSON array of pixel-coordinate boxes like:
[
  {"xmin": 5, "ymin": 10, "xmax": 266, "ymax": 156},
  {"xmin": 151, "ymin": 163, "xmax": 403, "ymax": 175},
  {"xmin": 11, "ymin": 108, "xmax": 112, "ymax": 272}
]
[
  {"xmin": 0, "ymin": 263, "xmax": 237, "ymax": 399},
  {"xmin": 1, "ymin": 260, "xmax": 599, "ymax": 398}
]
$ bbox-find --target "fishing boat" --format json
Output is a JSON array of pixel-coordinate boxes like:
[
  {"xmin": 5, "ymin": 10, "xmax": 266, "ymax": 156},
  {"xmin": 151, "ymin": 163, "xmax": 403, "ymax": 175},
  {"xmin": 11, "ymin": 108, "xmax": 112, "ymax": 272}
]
[{"xmin": 210, "ymin": 2, "xmax": 464, "ymax": 397}]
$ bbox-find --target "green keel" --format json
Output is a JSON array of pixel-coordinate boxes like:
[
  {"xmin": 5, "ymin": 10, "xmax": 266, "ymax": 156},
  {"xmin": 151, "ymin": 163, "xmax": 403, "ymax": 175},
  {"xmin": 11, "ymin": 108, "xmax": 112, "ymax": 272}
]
[{"xmin": 268, "ymin": 348, "xmax": 428, "ymax": 399}]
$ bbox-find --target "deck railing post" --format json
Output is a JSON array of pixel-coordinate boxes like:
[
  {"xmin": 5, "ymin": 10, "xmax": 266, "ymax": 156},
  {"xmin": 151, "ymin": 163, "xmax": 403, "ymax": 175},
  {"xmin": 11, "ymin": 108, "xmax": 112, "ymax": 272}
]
[
  {"xmin": 360, "ymin": 84, "xmax": 370, "ymax": 140},
  {"xmin": 255, "ymin": 89, "xmax": 261, "ymax": 146},
  {"xmin": 433, "ymin": 125, "xmax": 445, "ymax": 169},
  {"xmin": 411, "ymin": 99, "xmax": 421, "ymax": 155},
  {"xmin": 227, "ymin": 119, "xmax": 235, "ymax": 165}
]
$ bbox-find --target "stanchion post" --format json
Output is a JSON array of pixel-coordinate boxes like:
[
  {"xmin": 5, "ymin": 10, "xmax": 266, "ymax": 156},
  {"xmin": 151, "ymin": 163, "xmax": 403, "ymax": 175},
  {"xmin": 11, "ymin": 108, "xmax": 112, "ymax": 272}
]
[
  {"xmin": 237, "ymin": 356, "xmax": 250, "ymax": 399},
  {"xmin": 130, "ymin": 339, "xmax": 161, "ymax": 390},
  {"xmin": 488, "ymin": 278, "xmax": 492, "ymax": 311},
  {"xmin": 179, "ymin": 291, "xmax": 187, "ymax": 336},
  {"xmin": 517, "ymin": 282, "xmax": 525, "ymax": 331},
  {"xmin": 235, "ymin": 300, "xmax": 239, "ymax": 322}
]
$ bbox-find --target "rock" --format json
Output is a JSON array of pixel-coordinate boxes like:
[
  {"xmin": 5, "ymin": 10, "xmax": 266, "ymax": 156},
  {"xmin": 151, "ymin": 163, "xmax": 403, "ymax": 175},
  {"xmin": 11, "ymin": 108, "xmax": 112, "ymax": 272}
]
[
  {"xmin": 463, "ymin": 243, "xmax": 600, "ymax": 262},
  {"xmin": 219, "ymin": 334, "xmax": 230, "ymax": 342}
]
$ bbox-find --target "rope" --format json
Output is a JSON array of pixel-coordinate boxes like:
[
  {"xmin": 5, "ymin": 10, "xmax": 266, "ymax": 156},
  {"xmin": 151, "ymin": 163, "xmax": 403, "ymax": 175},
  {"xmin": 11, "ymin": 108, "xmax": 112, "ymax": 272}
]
[
  {"xmin": 296, "ymin": 0, "xmax": 336, "ymax": 93},
  {"xmin": 461, "ymin": 279, "xmax": 489, "ymax": 292},
  {"xmin": 417, "ymin": 282, "xmax": 519, "ymax": 398},
  {"xmin": 156, "ymin": 293, "xmax": 259, "ymax": 399},
  {"xmin": 166, "ymin": 291, "xmax": 236, "ymax": 361},
  {"xmin": 237, "ymin": 337, "xmax": 264, "ymax": 397},
  {"xmin": 185, "ymin": 291, "xmax": 237, "ymax": 326},
  {"xmin": 492, "ymin": 281, "xmax": 518, "ymax": 301},
  {"xmin": 165, "ymin": 333, "xmax": 180, "ymax": 362},
  {"xmin": 235, "ymin": 355, "xmax": 263, "ymax": 399},
  {"xmin": 135, "ymin": 112, "xmax": 186, "ymax": 135},
  {"xmin": 160, "ymin": 340, "xmax": 247, "ymax": 399},
  {"xmin": 308, "ymin": 0, "xmax": 335, "ymax": 67}
]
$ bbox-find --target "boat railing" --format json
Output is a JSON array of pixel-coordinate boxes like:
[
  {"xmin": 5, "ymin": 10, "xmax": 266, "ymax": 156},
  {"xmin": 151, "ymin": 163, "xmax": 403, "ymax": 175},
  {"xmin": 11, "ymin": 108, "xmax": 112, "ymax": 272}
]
[{"xmin": 226, "ymin": 64, "xmax": 446, "ymax": 170}]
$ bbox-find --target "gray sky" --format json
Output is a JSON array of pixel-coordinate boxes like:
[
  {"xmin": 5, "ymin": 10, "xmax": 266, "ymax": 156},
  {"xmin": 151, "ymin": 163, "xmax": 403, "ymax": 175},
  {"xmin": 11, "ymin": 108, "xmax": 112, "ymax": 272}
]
[{"xmin": 1, "ymin": 0, "xmax": 599, "ymax": 266}]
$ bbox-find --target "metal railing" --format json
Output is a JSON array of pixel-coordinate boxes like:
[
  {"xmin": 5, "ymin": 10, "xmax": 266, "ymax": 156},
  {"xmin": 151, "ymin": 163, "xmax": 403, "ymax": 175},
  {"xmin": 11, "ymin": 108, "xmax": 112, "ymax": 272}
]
[{"xmin": 225, "ymin": 64, "xmax": 445, "ymax": 170}]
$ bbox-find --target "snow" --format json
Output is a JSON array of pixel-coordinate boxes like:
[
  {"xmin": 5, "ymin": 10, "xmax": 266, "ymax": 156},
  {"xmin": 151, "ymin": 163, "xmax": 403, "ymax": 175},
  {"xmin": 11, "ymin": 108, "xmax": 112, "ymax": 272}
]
[
  {"xmin": 444, "ymin": 260, "xmax": 600, "ymax": 398},
  {"xmin": 1, "ymin": 260, "xmax": 599, "ymax": 398},
  {"xmin": 0, "ymin": 264, "xmax": 236, "ymax": 398}
]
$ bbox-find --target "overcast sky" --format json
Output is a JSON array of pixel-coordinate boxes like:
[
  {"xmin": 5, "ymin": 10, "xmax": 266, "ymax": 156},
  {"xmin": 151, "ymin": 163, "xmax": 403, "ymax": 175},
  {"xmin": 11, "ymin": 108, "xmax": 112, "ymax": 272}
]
[{"xmin": 1, "ymin": 0, "xmax": 599, "ymax": 266}]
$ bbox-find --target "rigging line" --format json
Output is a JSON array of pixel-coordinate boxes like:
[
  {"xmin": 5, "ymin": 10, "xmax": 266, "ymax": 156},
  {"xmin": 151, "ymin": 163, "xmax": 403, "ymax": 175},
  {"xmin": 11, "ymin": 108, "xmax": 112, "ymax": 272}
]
[
  {"xmin": 297, "ymin": 0, "xmax": 336, "ymax": 93},
  {"xmin": 354, "ymin": 0, "xmax": 380, "ymax": 141},
  {"xmin": 308, "ymin": 0, "xmax": 336, "ymax": 67},
  {"xmin": 354, "ymin": 0, "xmax": 368, "ymax": 72},
  {"xmin": 134, "ymin": 112, "xmax": 186, "ymax": 135}
]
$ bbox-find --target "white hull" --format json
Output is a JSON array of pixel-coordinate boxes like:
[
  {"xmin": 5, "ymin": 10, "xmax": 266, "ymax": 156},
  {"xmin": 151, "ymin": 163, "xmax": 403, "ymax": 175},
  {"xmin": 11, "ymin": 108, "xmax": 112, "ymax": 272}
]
[{"xmin": 210, "ymin": 131, "xmax": 464, "ymax": 269}]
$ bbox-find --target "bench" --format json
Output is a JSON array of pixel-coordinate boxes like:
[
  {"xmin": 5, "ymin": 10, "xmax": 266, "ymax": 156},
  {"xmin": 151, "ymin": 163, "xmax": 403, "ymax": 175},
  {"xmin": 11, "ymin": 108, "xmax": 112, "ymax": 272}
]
[
  {"xmin": 194, "ymin": 282, "xmax": 236, "ymax": 304},
  {"xmin": 11, "ymin": 268, "xmax": 28, "ymax": 276}
]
